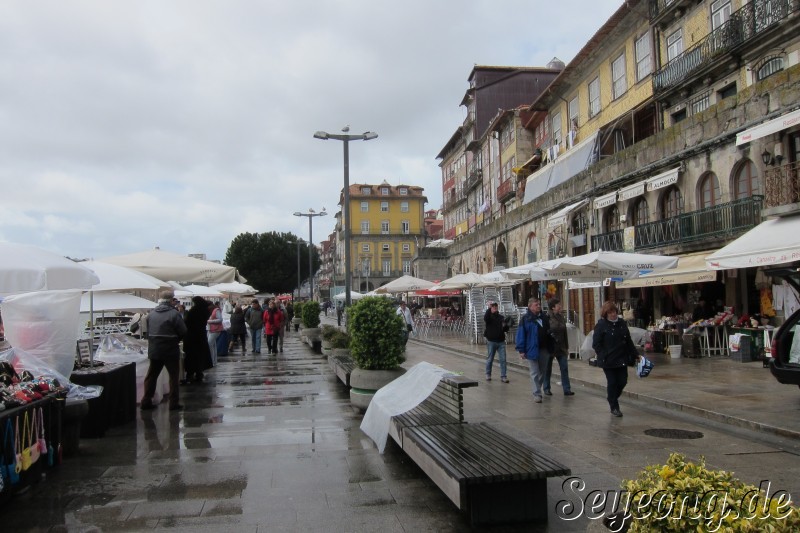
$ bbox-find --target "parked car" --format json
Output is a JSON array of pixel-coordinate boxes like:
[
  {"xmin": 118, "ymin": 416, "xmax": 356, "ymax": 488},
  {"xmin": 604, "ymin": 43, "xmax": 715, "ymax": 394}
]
[{"xmin": 768, "ymin": 267, "xmax": 800, "ymax": 388}]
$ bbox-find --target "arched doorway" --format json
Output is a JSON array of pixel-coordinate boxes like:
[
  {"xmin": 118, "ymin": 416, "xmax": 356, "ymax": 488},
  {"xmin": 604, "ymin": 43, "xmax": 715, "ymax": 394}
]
[{"xmin": 495, "ymin": 242, "xmax": 508, "ymax": 270}]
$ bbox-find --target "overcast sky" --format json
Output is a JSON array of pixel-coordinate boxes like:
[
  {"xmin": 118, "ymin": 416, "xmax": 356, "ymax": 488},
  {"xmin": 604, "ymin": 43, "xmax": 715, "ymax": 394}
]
[{"xmin": 0, "ymin": 0, "xmax": 622, "ymax": 262}]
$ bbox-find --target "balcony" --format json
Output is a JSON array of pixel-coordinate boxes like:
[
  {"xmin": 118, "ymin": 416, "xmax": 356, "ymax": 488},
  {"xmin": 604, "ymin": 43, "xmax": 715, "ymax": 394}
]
[
  {"xmin": 464, "ymin": 168, "xmax": 482, "ymax": 192},
  {"xmin": 591, "ymin": 196, "xmax": 762, "ymax": 252},
  {"xmin": 764, "ymin": 161, "xmax": 800, "ymax": 212},
  {"xmin": 497, "ymin": 179, "xmax": 516, "ymax": 203},
  {"xmin": 652, "ymin": 0, "xmax": 797, "ymax": 95},
  {"xmin": 649, "ymin": 0, "xmax": 692, "ymax": 25}
]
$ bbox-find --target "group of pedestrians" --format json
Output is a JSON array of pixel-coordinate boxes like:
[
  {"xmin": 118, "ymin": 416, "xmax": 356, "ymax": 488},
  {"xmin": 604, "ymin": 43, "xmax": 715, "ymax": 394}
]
[{"xmin": 486, "ymin": 297, "xmax": 638, "ymax": 417}]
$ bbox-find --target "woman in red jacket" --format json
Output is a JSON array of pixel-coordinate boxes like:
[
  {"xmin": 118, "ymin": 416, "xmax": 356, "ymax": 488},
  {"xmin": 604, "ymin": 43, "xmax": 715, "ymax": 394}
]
[{"xmin": 262, "ymin": 300, "xmax": 284, "ymax": 355}]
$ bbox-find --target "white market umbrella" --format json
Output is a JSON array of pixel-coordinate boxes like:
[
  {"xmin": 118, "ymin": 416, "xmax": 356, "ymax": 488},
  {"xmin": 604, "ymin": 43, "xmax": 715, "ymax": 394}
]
[
  {"xmin": 82, "ymin": 260, "xmax": 167, "ymax": 292},
  {"xmin": 100, "ymin": 248, "xmax": 240, "ymax": 284},
  {"xmin": 333, "ymin": 290, "xmax": 366, "ymax": 301},
  {"xmin": 210, "ymin": 282, "xmax": 257, "ymax": 296},
  {"xmin": 0, "ymin": 242, "xmax": 100, "ymax": 296},
  {"xmin": 537, "ymin": 251, "xmax": 678, "ymax": 281},
  {"xmin": 426, "ymin": 239, "xmax": 453, "ymax": 248},
  {"xmin": 182, "ymin": 285, "xmax": 224, "ymax": 298},
  {"xmin": 374, "ymin": 275, "xmax": 436, "ymax": 294},
  {"xmin": 80, "ymin": 292, "xmax": 157, "ymax": 312}
]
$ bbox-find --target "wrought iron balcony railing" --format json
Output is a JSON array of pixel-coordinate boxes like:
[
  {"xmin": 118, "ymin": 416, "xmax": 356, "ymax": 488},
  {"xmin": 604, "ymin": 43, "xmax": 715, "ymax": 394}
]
[
  {"xmin": 497, "ymin": 179, "xmax": 516, "ymax": 202},
  {"xmin": 591, "ymin": 196, "xmax": 762, "ymax": 252},
  {"xmin": 764, "ymin": 161, "xmax": 800, "ymax": 208},
  {"xmin": 652, "ymin": 0, "xmax": 796, "ymax": 94}
]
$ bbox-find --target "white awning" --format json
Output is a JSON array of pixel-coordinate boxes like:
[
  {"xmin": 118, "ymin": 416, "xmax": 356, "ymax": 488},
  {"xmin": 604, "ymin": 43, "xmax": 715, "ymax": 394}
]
[
  {"xmin": 647, "ymin": 167, "xmax": 681, "ymax": 191},
  {"xmin": 522, "ymin": 163, "xmax": 554, "ymax": 204},
  {"xmin": 736, "ymin": 108, "xmax": 800, "ymax": 146},
  {"xmin": 706, "ymin": 216, "xmax": 800, "ymax": 269},
  {"xmin": 617, "ymin": 251, "xmax": 717, "ymax": 288},
  {"xmin": 547, "ymin": 199, "xmax": 589, "ymax": 228},
  {"xmin": 619, "ymin": 181, "xmax": 646, "ymax": 201},
  {"xmin": 547, "ymin": 132, "xmax": 600, "ymax": 189},
  {"xmin": 594, "ymin": 191, "xmax": 617, "ymax": 210}
]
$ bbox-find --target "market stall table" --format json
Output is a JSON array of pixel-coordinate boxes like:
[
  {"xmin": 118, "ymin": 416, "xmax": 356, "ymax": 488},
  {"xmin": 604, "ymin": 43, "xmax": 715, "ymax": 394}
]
[{"xmin": 70, "ymin": 362, "xmax": 136, "ymax": 438}]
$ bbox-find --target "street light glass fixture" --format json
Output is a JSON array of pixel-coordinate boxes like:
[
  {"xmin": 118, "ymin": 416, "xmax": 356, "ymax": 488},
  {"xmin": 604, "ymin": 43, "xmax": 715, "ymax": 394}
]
[
  {"xmin": 313, "ymin": 127, "xmax": 378, "ymax": 307},
  {"xmin": 293, "ymin": 208, "xmax": 327, "ymax": 301}
]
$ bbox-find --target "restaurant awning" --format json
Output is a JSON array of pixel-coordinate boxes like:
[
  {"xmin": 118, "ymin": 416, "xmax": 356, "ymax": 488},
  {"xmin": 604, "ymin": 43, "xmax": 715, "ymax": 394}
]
[
  {"xmin": 706, "ymin": 216, "xmax": 800, "ymax": 269},
  {"xmin": 617, "ymin": 251, "xmax": 717, "ymax": 288},
  {"xmin": 547, "ymin": 199, "xmax": 589, "ymax": 228},
  {"xmin": 619, "ymin": 180, "xmax": 646, "ymax": 201},
  {"xmin": 736, "ymin": 108, "xmax": 800, "ymax": 146},
  {"xmin": 646, "ymin": 167, "xmax": 681, "ymax": 191},
  {"xmin": 594, "ymin": 191, "xmax": 617, "ymax": 210}
]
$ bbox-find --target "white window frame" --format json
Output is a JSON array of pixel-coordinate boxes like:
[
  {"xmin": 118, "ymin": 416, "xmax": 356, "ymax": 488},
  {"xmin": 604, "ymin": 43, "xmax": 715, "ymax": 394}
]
[
  {"xmin": 400, "ymin": 201, "xmax": 409, "ymax": 213},
  {"xmin": 588, "ymin": 77, "xmax": 600, "ymax": 118},
  {"xmin": 362, "ymin": 259, "xmax": 371, "ymax": 276},
  {"xmin": 402, "ymin": 260, "xmax": 411, "ymax": 274},
  {"xmin": 381, "ymin": 220, "xmax": 390, "ymax": 234},
  {"xmin": 635, "ymin": 33, "xmax": 652, "ymax": 82},
  {"xmin": 360, "ymin": 221, "xmax": 370, "ymax": 234},
  {"xmin": 380, "ymin": 201, "xmax": 389, "ymax": 212},
  {"xmin": 399, "ymin": 187, "xmax": 408, "ymax": 195},
  {"xmin": 401, "ymin": 220, "xmax": 410, "ymax": 234},
  {"xmin": 568, "ymin": 97, "xmax": 579, "ymax": 129},
  {"xmin": 382, "ymin": 243, "xmax": 390, "ymax": 252},
  {"xmin": 382, "ymin": 260, "xmax": 391, "ymax": 276},
  {"xmin": 360, "ymin": 201, "xmax": 369, "ymax": 212},
  {"xmin": 612, "ymin": 52, "xmax": 627, "ymax": 99},
  {"xmin": 361, "ymin": 187, "xmax": 371, "ymax": 194},
  {"xmin": 361, "ymin": 243, "xmax": 370, "ymax": 252},
  {"xmin": 402, "ymin": 243, "xmax": 410, "ymax": 252},
  {"xmin": 711, "ymin": 0, "xmax": 731, "ymax": 30},
  {"xmin": 551, "ymin": 111, "xmax": 562, "ymax": 146},
  {"xmin": 667, "ymin": 28, "xmax": 683, "ymax": 61},
  {"xmin": 380, "ymin": 187, "xmax": 389, "ymax": 195}
]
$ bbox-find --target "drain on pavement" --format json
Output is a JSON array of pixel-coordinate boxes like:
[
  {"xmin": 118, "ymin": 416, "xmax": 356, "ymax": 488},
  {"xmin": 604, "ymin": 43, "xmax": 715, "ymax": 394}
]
[{"xmin": 644, "ymin": 428, "xmax": 704, "ymax": 439}]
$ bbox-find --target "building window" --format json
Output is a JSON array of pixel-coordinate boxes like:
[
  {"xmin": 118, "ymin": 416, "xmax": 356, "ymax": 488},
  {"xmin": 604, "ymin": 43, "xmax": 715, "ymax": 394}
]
[
  {"xmin": 698, "ymin": 172, "xmax": 721, "ymax": 208},
  {"xmin": 382, "ymin": 260, "xmax": 391, "ymax": 276},
  {"xmin": 718, "ymin": 83, "xmax": 737, "ymax": 100},
  {"xmin": 361, "ymin": 187, "xmax": 371, "ymax": 194},
  {"xmin": 400, "ymin": 201, "xmax": 409, "ymax": 213},
  {"xmin": 572, "ymin": 211, "xmax": 588, "ymax": 235},
  {"xmin": 401, "ymin": 220, "xmax": 410, "ymax": 234},
  {"xmin": 612, "ymin": 52, "xmax": 627, "ymax": 99},
  {"xmin": 382, "ymin": 243, "xmax": 390, "ymax": 252},
  {"xmin": 361, "ymin": 243, "xmax": 370, "ymax": 252},
  {"xmin": 512, "ymin": 249, "xmax": 518, "ymax": 267},
  {"xmin": 381, "ymin": 187, "xmax": 389, "ymax": 195},
  {"xmin": 552, "ymin": 111, "xmax": 562, "ymax": 146},
  {"xmin": 635, "ymin": 33, "xmax": 652, "ymax": 82},
  {"xmin": 360, "ymin": 221, "xmax": 370, "ymax": 234},
  {"xmin": 757, "ymin": 56, "xmax": 784, "ymax": 81},
  {"xmin": 633, "ymin": 198, "xmax": 649, "ymax": 226},
  {"xmin": 399, "ymin": 187, "xmax": 408, "ymax": 195},
  {"xmin": 710, "ymin": 0, "xmax": 731, "ymax": 30},
  {"xmin": 402, "ymin": 243, "xmax": 410, "ymax": 252},
  {"xmin": 526, "ymin": 234, "xmax": 538, "ymax": 263},
  {"xmin": 402, "ymin": 260, "xmax": 411, "ymax": 274},
  {"xmin": 568, "ymin": 96, "xmax": 579, "ymax": 130},
  {"xmin": 548, "ymin": 234, "xmax": 565, "ymax": 260},
  {"xmin": 667, "ymin": 29, "xmax": 683, "ymax": 61},
  {"xmin": 381, "ymin": 220, "xmax": 389, "ymax": 234},
  {"xmin": 661, "ymin": 186, "xmax": 683, "ymax": 218},
  {"xmin": 690, "ymin": 92, "xmax": 710, "ymax": 115},
  {"xmin": 360, "ymin": 201, "xmax": 369, "ymax": 212},
  {"xmin": 588, "ymin": 77, "xmax": 600, "ymax": 118},
  {"xmin": 380, "ymin": 201, "xmax": 389, "ymax": 212},
  {"xmin": 734, "ymin": 160, "xmax": 759, "ymax": 199},
  {"xmin": 606, "ymin": 205, "xmax": 622, "ymax": 232},
  {"xmin": 362, "ymin": 259, "xmax": 370, "ymax": 276}
]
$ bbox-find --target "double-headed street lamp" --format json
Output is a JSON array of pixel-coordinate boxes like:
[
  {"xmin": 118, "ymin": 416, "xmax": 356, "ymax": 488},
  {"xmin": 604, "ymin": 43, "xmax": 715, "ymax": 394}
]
[
  {"xmin": 313, "ymin": 127, "xmax": 378, "ymax": 307},
  {"xmin": 293, "ymin": 208, "xmax": 327, "ymax": 300}
]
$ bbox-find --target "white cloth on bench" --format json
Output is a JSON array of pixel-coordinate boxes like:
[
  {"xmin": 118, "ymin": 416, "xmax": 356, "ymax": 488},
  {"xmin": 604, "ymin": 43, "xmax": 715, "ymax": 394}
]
[{"xmin": 361, "ymin": 361, "xmax": 454, "ymax": 453}]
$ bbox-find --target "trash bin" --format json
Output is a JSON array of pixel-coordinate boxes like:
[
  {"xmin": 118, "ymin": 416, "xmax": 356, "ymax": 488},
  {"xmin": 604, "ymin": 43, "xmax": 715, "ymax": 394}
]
[
  {"xmin": 730, "ymin": 335, "xmax": 752, "ymax": 362},
  {"xmin": 669, "ymin": 345, "xmax": 682, "ymax": 358}
]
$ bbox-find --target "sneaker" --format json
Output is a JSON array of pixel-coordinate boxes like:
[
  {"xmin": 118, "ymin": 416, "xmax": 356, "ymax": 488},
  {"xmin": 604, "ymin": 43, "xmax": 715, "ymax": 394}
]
[
  {"xmin": 564, "ymin": 391, "xmax": 575, "ymax": 396},
  {"xmin": 501, "ymin": 377, "xmax": 509, "ymax": 383},
  {"xmin": 611, "ymin": 408, "xmax": 623, "ymax": 417},
  {"xmin": 544, "ymin": 390, "xmax": 553, "ymax": 396},
  {"xmin": 485, "ymin": 375, "xmax": 492, "ymax": 381},
  {"xmin": 534, "ymin": 396, "xmax": 542, "ymax": 403}
]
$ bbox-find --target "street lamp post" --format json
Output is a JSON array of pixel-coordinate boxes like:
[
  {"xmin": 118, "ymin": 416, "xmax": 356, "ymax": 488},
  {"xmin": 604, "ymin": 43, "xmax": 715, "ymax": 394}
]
[
  {"xmin": 293, "ymin": 208, "xmax": 327, "ymax": 300},
  {"xmin": 314, "ymin": 127, "xmax": 378, "ymax": 307},
  {"xmin": 295, "ymin": 238, "xmax": 303, "ymax": 300}
]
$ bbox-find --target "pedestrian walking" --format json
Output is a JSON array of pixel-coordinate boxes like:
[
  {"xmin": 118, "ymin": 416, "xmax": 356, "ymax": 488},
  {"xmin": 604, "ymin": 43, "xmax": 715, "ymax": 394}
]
[
  {"xmin": 244, "ymin": 299, "xmax": 263, "ymax": 354},
  {"xmin": 515, "ymin": 297, "xmax": 553, "ymax": 403},
  {"xmin": 207, "ymin": 301, "xmax": 224, "ymax": 366},
  {"xmin": 396, "ymin": 301, "xmax": 414, "ymax": 348},
  {"xmin": 277, "ymin": 301, "xmax": 287, "ymax": 352},
  {"xmin": 483, "ymin": 302, "xmax": 510, "ymax": 383},
  {"xmin": 592, "ymin": 301, "xmax": 640, "ymax": 417},
  {"xmin": 285, "ymin": 301, "xmax": 294, "ymax": 332},
  {"xmin": 263, "ymin": 300, "xmax": 283, "ymax": 354},
  {"xmin": 544, "ymin": 298, "xmax": 575, "ymax": 396},
  {"xmin": 228, "ymin": 304, "xmax": 247, "ymax": 353},
  {"xmin": 183, "ymin": 296, "xmax": 213, "ymax": 383},
  {"xmin": 140, "ymin": 290, "xmax": 187, "ymax": 411}
]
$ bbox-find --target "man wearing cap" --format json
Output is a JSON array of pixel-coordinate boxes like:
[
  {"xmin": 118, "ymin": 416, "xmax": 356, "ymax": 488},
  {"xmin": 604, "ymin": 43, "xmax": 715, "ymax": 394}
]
[
  {"xmin": 141, "ymin": 290, "xmax": 188, "ymax": 411},
  {"xmin": 544, "ymin": 298, "xmax": 574, "ymax": 396},
  {"xmin": 396, "ymin": 301, "xmax": 414, "ymax": 347},
  {"xmin": 483, "ymin": 302, "xmax": 510, "ymax": 383}
]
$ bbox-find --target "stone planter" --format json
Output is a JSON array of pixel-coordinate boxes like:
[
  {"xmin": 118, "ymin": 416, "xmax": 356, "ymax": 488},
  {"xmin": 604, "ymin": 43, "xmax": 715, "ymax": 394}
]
[
  {"xmin": 331, "ymin": 348, "xmax": 350, "ymax": 357},
  {"xmin": 303, "ymin": 327, "xmax": 321, "ymax": 352},
  {"xmin": 321, "ymin": 339, "xmax": 332, "ymax": 357},
  {"xmin": 349, "ymin": 367, "xmax": 406, "ymax": 411}
]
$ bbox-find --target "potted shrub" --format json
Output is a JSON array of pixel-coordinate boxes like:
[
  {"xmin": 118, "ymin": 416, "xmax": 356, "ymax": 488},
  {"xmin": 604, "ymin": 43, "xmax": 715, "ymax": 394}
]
[
  {"xmin": 320, "ymin": 325, "xmax": 337, "ymax": 356},
  {"xmin": 599, "ymin": 452, "xmax": 800, "ymax": 532},
  {"xmin": 330, "ymin": 330, "xmax": 350, "ymax": 356},
  {"xmin": 346, "ymin": 296, "xmax": 406, "ymax": 410},
  {"xmin": 301, "ymin": 301, "xmax": 322, "ymax": 351}
]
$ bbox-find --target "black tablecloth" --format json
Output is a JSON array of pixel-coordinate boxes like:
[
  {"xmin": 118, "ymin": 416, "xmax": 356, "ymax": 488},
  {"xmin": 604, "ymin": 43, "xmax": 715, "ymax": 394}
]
[{"xmin": 70, "ymin": 362, "xmax": 136, "ymax": 438}]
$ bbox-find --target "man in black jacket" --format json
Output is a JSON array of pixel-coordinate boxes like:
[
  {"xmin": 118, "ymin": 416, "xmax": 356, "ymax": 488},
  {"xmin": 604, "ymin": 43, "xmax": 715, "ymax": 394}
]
[
  {"xmin": 484, "ymin": 302, "xmax": 510, "ymax": 383},
  {"xmin": 141, "ymin": 290, "xmax": 187, "ymax": 411}
]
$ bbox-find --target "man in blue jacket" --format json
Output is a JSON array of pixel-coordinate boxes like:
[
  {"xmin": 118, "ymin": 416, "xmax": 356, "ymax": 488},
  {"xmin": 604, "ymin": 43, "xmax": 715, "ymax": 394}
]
[{"xmin": 516, "ymin": 297, "xmax": 554, "ymax": 403}]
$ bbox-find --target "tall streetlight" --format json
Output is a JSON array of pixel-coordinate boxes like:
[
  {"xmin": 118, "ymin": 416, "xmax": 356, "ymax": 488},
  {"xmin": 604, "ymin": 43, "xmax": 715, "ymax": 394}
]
[
  {"xmin": 314, "ymin": 127, "xmax": 378, "ymax": 307},
  {"xmin": 293, "ymin": 208, "xmax": 327, "ymax": 300},
  {"xmin": 295, "ymin": 238, "xmax": 304, "ymax": 300}
]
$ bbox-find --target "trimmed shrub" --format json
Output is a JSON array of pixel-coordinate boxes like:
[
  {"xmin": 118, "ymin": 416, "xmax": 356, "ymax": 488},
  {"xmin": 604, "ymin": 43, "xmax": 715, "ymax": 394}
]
[
  {"xmin": 347, "ymin": 296, "xmax": 405, "ymax": 370},
  {"xmin": 293, "ymin": 301, "xmax": 304, "ymax": 320},
  {"xmin": 330, "ymin": 330, "xmax": 351, "ymax": 350},
  {"xmin": 321, "ymin": 324, "xmax": 338, "ymax": 341},
  {"xmin": 301, "ymin": 300, "xmax": 321, "ymax": 328}
]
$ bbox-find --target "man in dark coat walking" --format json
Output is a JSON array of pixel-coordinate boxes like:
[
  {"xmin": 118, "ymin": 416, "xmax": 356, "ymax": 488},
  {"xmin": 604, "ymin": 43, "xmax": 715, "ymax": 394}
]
[{"xmin": 141, "ymin": 290, "xmax": 187, "ymax": 411}]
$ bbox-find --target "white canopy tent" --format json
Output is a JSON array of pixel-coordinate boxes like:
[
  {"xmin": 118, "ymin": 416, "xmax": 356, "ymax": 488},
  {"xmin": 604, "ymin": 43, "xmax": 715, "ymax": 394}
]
[
  {"xmin": 210, "ymin": 282, "xmax": 257, "ymax": 297},
  {"xmin": 374, "ymin": 275, "xmax": 436, "ymax": 294},
  {"xmin": 100, "ymin": 248, "xmax": 242, "ymax": 284},
  {"xmin": 80, "ymin": 292, "xmax": 157, "ymax": 312},
  {"xmin": 81, "ymin": 261, "xmax": 168, "ymax": 292},
  {"xmin": 0, "ymin": 242, "xmax": 100, "ymax": 296},
  {"xmin": 180, "ymin": 285, "xmax": 224, "ymax": 298},
  {"xmin": 706, "ymin": 216, "xmax": 800, "ymax": 269},
  {"xmin": 501, "ymin": 251, "xmax": 678, "ymax": 282},
  {"xmin": 333, "ymin": 290, "xmax": 366, "ymax": 301}
]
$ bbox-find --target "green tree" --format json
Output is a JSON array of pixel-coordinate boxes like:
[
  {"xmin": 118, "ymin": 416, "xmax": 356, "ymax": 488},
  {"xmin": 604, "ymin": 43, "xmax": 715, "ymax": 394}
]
[{"xmin": 224, "ymin": 231, "xmax": 319, "ymax": 294}]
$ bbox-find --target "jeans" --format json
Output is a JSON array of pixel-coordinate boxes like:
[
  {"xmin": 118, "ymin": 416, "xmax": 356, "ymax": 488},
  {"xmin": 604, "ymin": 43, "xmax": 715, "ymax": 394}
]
[
  {"xmin": 141, "ymin": 356, "xmax": 180, "ymax": 408},
  {"xmin": 485, "ymin": 341, "xmax": 507, "ymax": 378},
  {"xmin": 207, "ymin": 331, "xmax": 220, "ymax": 366},
  {"xmin": 544, "ymin": 354, "xmax": 572, "ymax": 393},
  {"xmin": 603, "ymin": 366, "xmax": 628, "ymax": 411},
  {"xmin": 250, "ymin": 328, "xmax": 262, "ymax": 353},
  {"xmin": 266, "ymin": 334, "xmax": 278, "ymax": 353},
  {"xmin": 526, "ymin": 351, "xmax": 550, "ymax": 397}
]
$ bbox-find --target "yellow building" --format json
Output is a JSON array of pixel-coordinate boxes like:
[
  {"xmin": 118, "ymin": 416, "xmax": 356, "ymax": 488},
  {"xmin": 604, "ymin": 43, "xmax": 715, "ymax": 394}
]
[{"xmin": 336, "ymin": 181, "xmax": 427, "ymax": 292}]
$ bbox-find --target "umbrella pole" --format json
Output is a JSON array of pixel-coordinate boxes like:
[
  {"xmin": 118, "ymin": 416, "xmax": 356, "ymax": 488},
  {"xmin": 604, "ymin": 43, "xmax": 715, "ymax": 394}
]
[{"xmin": 89, "ymin": 291, "xmax": 95, "ymax": 367}]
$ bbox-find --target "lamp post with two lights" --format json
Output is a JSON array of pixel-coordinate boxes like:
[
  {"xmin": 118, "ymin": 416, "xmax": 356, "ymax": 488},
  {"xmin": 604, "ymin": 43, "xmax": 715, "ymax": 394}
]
[{"xmin": 293, "ymin": 208, "xmax": 327, "ymax": 300}]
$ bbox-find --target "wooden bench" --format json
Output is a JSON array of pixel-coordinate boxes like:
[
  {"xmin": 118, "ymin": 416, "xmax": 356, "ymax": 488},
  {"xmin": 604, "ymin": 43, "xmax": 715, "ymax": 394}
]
[{"xmin": 329, "ymin": 353, "xmax": 356, "ymax": 387}]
